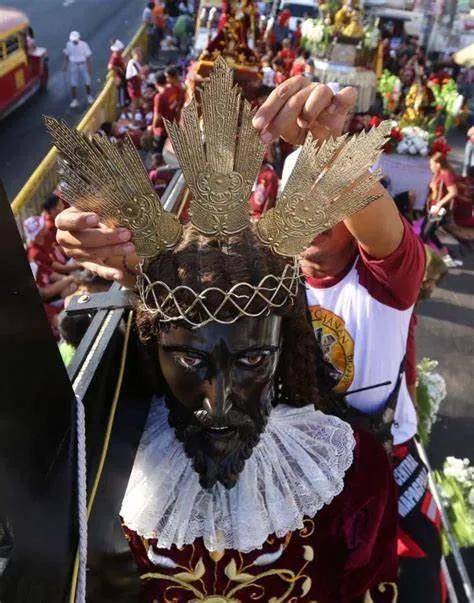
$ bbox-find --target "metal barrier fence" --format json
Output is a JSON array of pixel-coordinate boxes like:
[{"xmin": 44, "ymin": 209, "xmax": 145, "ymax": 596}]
[{"xmin": 11, "ymin": 22, "xmax": 148, "ymax": 232}]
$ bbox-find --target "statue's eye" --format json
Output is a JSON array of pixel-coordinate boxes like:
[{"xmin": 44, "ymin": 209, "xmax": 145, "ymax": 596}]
[
  {"xmin": 175, "ymin": 354, "xmax": 204, "ymax": 370},
  {"xmin": 237, "ymin": 353, "xmax": 268, "ymax": 367}
]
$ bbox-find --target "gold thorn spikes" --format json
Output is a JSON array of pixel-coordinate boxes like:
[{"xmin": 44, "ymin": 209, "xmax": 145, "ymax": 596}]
[
  {"xmin": 164, "ymin": 56, "xmax": 266, "ymax": 237},
  {"xmin": 44, "ymin": 117, "xmax": 182, "ymax": 258},
  {"xmin": 257, "ymin": 121, "xmax": 392, "ymax": 257}
]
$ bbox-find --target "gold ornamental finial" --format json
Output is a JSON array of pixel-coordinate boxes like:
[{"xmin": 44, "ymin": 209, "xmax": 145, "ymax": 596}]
[
  {"xmin": 44, "ymin": 117, "xmax": 182, "ymax": 257},
  {"xmin": 257, "ymin": 121, "xmax": 392, "ymax": 257},
  {"xmin": 164, "ymin": 56, "xmax": 266, "ymax": 237}
]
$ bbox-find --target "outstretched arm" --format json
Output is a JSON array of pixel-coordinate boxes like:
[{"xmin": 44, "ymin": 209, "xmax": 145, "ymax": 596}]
[
  {"xmin": 344, "ymin": 185, "xmax": 403, "ymax": 259},
  {"xmin": 252, "ymin": 76, "xmax": 404, "ymax": 259}
]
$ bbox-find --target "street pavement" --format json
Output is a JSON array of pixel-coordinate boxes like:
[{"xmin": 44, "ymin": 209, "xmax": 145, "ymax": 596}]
[
  {"xmin": 421, "ymin": 129, "xmax": 473, "ymax": 469},
  {"xmin": 0, "ymin": 0, "xmax": 143, "ymax": 201},
  {"xmin": 421, "ymin": 249, "xmax": 474, "ymax": 469},
  {"xmin": 417, "ymin": 129, "xmax": 474, "ymax": 589}
]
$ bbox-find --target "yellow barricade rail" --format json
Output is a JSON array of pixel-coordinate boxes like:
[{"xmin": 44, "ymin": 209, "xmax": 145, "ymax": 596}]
[{"xmin": 12, "ymin": 22, "xmax": 148, "ymax": 230}]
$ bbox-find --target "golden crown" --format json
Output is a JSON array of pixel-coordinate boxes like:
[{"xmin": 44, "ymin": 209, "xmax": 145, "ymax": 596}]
[{"xmin": 45, "ymin": 57, "xmax": 391, "ymax": 327}]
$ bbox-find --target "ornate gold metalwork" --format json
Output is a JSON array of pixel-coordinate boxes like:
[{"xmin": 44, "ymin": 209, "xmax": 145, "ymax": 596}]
[
  {"xmin": 45, "ymin": 59, "xmax": 392, "ymax": 328},
  {"xmin": 137, "ymin": 260, "xmax": 300, "ymax": 329},
  {"xmin": 164, "ymin": 55, "xmax": 266, "ymax": 237},
  {"xmin": 44, "ymin": 117, "xmax": 182, "ymax": 258},
  {"xmin": 257, "ymin": 121, "xmax": 392, "ymax": 257}
]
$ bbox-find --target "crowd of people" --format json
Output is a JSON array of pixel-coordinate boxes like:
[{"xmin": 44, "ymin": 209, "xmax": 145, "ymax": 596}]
[
  {"xmin": 25, "ymin": 3, "xmax": 195, "ymax": 354},
  {"xmin": 375, "ymin": 29, "xmax": 473, "ymax": 269}
]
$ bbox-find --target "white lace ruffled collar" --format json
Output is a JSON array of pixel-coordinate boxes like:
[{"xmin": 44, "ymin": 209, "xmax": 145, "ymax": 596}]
[{"xmin": 121, "ymin": 397, "xmax": 355, "ymax": 553}]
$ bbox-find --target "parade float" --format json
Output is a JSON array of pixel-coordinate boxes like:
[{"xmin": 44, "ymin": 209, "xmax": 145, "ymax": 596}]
[
  {"xmin": 300, "ymin": 0, "xmax": 379, "ymax": 112},
  {"xmin": 374, "ymin": 74, "xmax": 465, "ymax": 211},
  {"xmin": 194, "ymin": 0, "xmax": 261, "ymax": 94}
]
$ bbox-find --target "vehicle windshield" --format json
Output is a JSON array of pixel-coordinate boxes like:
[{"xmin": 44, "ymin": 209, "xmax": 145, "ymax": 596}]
[{"xmin": 282, "ymin": 3, "xmax": 318, "ymax": 17}]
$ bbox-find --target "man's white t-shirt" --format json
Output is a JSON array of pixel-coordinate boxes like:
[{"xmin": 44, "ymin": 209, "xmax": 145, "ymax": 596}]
[
  {"xmin": 262, "ymin": 66, "xmax": 276, "ymax": 88},
  {"xmin": 283, "ymin": 149, "xmax": 426, "ymax": 445},
  {"xmin": 126, "ymin": 59, "xmax": 142, "ymax": 81},
  {"xmin": 64, "ymin": 40, "xmax": 92, "ymax": 63},
  {"xmin": 142, "ymin": 7, "xmax": 153, "ymax": 23}
]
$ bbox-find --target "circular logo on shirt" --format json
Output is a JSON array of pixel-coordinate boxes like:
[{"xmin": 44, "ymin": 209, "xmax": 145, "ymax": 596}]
[{"xmin": 309, "ymin": 305, "xmax": 354, "ymax": 393}]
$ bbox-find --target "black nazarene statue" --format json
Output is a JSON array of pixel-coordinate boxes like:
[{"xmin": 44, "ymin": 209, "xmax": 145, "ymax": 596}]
[{"xmin": 3, "ymin": 58, "xmax": 400, "ymax": 602}]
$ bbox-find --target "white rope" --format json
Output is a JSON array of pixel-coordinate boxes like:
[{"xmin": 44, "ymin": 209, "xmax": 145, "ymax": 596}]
[{"xmin": 75, "ymin": 394, "xmax": 88, "ymax": 603}]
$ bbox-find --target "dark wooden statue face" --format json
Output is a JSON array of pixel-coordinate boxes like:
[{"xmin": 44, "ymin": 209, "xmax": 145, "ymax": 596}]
[{"xmin": 158, "ymin": 315, "xmax": 282, "ymax": 490}]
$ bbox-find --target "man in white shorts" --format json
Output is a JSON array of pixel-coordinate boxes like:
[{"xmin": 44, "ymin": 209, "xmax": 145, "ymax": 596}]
[{"xmin": 63, "ymin": 31, "xmax": 93, "ymax": 108}]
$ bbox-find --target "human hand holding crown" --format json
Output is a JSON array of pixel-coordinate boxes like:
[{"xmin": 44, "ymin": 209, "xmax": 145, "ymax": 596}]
[{"xmin": 48, "ymin": 57, "xmax": 391, "ymax": 324}]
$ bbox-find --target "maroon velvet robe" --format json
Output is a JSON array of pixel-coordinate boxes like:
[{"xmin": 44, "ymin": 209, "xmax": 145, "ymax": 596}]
[{"xmin": 122, "ymin": 429, "xmax": 398, "ymax": 602}]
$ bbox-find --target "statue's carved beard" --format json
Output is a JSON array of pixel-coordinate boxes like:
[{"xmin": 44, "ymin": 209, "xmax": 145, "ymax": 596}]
[{"xmin": 166, "ymin": 399, "xmax": 271, "ymax": 490}]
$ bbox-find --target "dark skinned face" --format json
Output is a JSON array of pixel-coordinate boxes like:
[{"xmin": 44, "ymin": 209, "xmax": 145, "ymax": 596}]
[{"xmin": 158, "ymin": 315, "xmax": 282, "ymax": 490}]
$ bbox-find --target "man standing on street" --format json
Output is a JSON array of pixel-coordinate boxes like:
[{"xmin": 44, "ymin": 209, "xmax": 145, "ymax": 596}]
[{"xmin": 63, "ymin": 31, "xmax": 93, "ymax": 108}]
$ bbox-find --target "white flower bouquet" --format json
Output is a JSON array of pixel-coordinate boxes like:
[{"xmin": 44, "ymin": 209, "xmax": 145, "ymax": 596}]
[
  {"xmin": 301, "ymin": 18, "xmax": 330, "ymax": 56},
  {"xmin": 435, "ymin": 457, "xmax": 474, "ymax": 551},
  {"xmin": 397, "ymin": 126, "xmax": 429, "ymax": 157},
  {"xmin": 416, "ymin": 357, "xmax": 447, "ymax": 446}
]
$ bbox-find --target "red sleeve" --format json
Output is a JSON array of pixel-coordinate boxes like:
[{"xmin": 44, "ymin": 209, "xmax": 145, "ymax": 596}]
[
  {"xmin": 405, "ymin": 313, "xmax": 418, "ymax": 386},
  {"xmin": 441, "ymin": 170, "xmax": 456, "ymax": 187},
  {"xmin": 153, "ymin": 92, "xmax": 160, "ymax": 114},
  {"xmin": 157, "ymin": 91, "xmax": 168, "ymax": 115},
  {"xmin": 27, "ymin": 245, "xmax": 50, "ymax": 266},
  {"xmin": 356, "ymin": 217, "xmax": 426, "ymax": 310},
  {"xmin": 27, "ymin": 246, "xmax": 39, "ymax": 263}
]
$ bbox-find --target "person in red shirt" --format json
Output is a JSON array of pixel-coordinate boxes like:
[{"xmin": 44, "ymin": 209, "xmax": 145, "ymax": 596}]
[
  {"xmin": 23, "ymin": 216, "xmax": 79, "ymax": 285},
  {"xmin": 272, "ymin": 58, "xmax": 287, "ymax": 85},
  {"xmin": 249, "ymin": 159, "xmax": 279, "ymax": 220},
  {"xmin": 251, "ymin": 76, "xmax": 443, "ymax": 603},
  {"xmin": 277, "ymin": 38, "xmax": 296, "ymax": 76},
  {"xmin": 152, "ymin": 71, "xmax": 168, "ymax": 152},
  {"xmin": 25, "ymin": 216, "xmax": 56, "ymax": 288},
  {"xmin": 165, "ymin": 66, "xmax": 185, "ymax": 115},
  {"xmin": 108, "ymin": 39, "xmax": 126, "ymax": 79},
  {"xmin": 292, "ymin": 19, "xmax": 302, "ymax": 49},
  {"xmin": 41, "ymin": 193, "xmax": 65, "ymax": 250},
  {"xmin": 421, "ymin": 152, "xmax": 461, "ymax": 267},
  {"xmin": 41, "ymin": 193, "xmax": 83, "ymax": 275},
  {"xmin": 152, "ymin": 0, "xmax": 166, "ymax": 47},
  {"xmin": 108, "ymin": 39, "xmax": 127, "ymax": 106},
  {"xmin": 25, "ymin": 215, "xmax": 79, "ymax": 337},
  {"xmin": 290, "ymin": 48, "xmax": 311, "ymax": 77},
  {"xmin": 126, "ymin": 47, "xmax": 145, "ymax": 114},
  {"xmin": 152, "ymin": 66, "xmax": 185, "ymax": 153},
  {"xmin": 27, "ymin": 208, "xmax": 79, "ymax": 278}
]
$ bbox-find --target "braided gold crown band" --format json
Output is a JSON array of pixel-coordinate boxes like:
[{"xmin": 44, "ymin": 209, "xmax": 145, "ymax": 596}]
[
  {"xmin": 137, "ymin": 260, "xmax": 300, "ymax": 328},
  {"xmin": 45, "ymin": 56, "xmax": 392, "ymax": 327}
]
